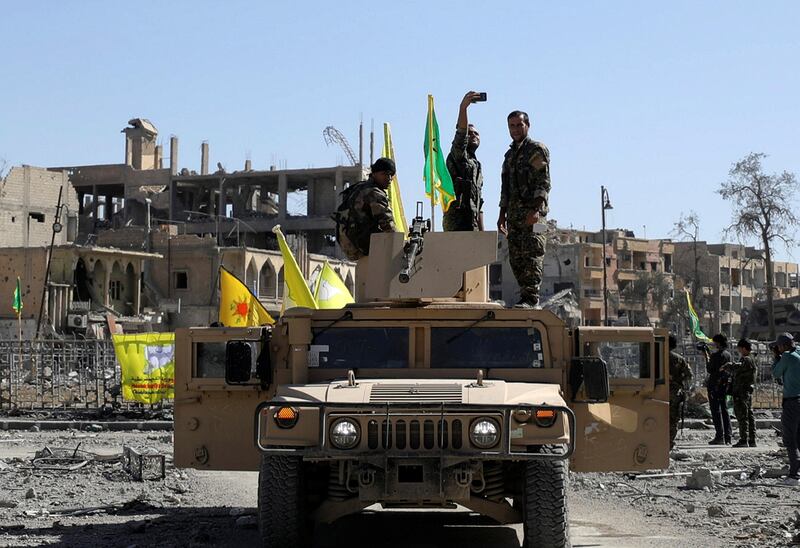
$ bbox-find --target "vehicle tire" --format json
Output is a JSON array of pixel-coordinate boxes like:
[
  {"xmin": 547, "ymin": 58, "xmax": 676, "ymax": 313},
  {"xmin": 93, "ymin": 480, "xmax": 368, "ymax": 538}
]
[
  {"xmin": 522, "ymin": 447, "xmax": 569, "ymax": 548},
  {"xmin": 258, "ymin": 454, "xmax": 307, "ymax": 548}
]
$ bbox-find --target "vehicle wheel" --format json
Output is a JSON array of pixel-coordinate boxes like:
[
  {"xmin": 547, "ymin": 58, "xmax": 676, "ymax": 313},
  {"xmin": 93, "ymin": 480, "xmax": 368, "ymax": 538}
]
[
  {"xmin": 522, "ymin": 447, "xmax": 569, "ymax": 548},
  {"xmin": 258, "ymin": 454, "xmax": 307, "ymax": 547}
]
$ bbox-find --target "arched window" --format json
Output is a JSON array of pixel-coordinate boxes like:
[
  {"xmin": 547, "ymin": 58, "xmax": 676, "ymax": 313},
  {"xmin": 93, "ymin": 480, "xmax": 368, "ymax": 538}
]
[
  {"xmin": 259, "ymin": 262, "xmax": 277, "ymax": 298},
  {"xmin": 246, "ymin": 260, "xmax": 258, "ymax": 295},
  {"xmin": 277, "ymin": 267, "xmax": 285, "ymax": 298}
]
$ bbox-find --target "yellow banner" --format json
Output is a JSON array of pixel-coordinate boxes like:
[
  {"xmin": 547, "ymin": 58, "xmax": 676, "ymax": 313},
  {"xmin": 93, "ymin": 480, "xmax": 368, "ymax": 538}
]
[
  {"xmin": 382, "ymin": 122, "xmax": 408, "ymax": 235},
  {"xmin": 113, "ymin": 333, "xmax": 175, "ymax": 404},
  {"xmin": 272, "ymin": 225, "xmax": 318, "ymax": 313}
]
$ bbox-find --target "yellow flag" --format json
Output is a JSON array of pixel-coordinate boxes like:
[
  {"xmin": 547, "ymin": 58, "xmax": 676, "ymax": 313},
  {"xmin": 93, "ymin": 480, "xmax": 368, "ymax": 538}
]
[
  {"xmin": 313, "ymin": 261, "xmax": 354, "ymax": 309},
  {"xmin": 272, "ymin": 225, "xmax": 318, "ymax": 312},
  {"xmin": 219, "ymin": 266, "xmax": 275, "ymax": 326},
  {"xmin": 113, "ymin": 332, "xmax": 175, "ymax": 404},
  {"xmin": 382, "ymin": 122, "xmax": 408, "ymax": 235}
]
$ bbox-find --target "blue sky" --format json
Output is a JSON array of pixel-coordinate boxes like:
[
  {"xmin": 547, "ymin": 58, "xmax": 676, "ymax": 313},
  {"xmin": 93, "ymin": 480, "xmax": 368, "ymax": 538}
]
[{"xmin": 2, "ymin": 1, "xmax": 798, "ymax": 258}]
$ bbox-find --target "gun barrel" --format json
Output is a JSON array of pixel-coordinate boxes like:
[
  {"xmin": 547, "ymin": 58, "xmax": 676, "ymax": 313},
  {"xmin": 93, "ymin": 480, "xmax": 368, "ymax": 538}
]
[{"xmin": 398, "ymin": 240, "xmax": 421, "ymax": 284}]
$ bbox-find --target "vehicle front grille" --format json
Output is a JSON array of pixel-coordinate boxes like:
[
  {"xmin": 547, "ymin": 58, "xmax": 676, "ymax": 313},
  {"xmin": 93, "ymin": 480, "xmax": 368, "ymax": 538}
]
[
  {"xmin": 369, "ymin": 383, "xmax": 463, "ymax": 403},
  {"xmin": 366, "ymin": 417, "xmax": 464, "ymax": 451}
]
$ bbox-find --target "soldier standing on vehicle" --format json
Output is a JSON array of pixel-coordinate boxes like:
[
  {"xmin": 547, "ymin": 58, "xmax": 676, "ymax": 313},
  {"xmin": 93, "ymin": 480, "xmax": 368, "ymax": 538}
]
[
  {"xmin": 705, "ymin": 334, "xmax": 733, "ymax": 445},
  {"xmin": 731, "ymin": 339, "xmax": 757, "ymax": 448},
  {"xmin": 497, "ymin": 111, "xmax": 551, "ymax": 308},
  {"xmin": 771, "ymin": 333, "xmax": 800, "ymax": 486},
  {"xmin": 444, "ymin": 91, "xmax": 484, "ymax": 232},
  {"xmin": 334, "ymin": 157, "xmax": 397, "ymax": 260},
  {"xmin": 668, "ymin": 335, "xmax": 693, "ymax": 450}
]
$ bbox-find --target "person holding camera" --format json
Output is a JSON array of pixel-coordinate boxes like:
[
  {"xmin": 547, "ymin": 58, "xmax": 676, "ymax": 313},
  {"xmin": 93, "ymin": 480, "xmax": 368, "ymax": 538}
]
[
  {"xmin": 668, "ymin": 335, "xmax": 693, "ymax": 450},
  {"xmin": 444, "ymin": 91, "xmax": 484, "ymax": 232},
  {"xmin": 731, "ymin": 339, "xmax": 757, "ymax": 448},
  {"xmin": 771, "ymin": 333, "xmax": 800, "ymax": 486},
  {"xmin": 704, "ymin": 334, "xmax": 733, "ymax": 445},
  {"xmin": 497, "ymin": 110, "xmax": 551, "ymax": 309}
]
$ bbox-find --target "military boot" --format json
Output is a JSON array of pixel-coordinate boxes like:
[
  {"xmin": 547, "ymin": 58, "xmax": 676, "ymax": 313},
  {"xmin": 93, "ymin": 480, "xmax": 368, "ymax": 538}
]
[{"xmin": 732, "ymin": 439, "xmax": 749, "ymax": 448}]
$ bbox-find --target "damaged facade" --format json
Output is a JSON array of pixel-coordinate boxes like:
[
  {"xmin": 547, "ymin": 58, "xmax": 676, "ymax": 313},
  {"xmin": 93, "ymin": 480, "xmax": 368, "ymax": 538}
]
[{"xmin": 0, "ymin": 118, "xmax": 359, "ymax": 337}]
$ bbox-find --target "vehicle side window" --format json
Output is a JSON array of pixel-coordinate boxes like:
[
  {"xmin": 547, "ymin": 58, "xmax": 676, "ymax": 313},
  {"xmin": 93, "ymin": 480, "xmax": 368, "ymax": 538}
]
[
  {"xmin": 195, "ymin": 342, "xmax": 226, "ymax": 378},
  {"xmin": 431, "ymin": 327, "xmax": 545, "ymax": 368},
  {"xmin": 583, "ymin": 341, "xmax": 651, "ymax": 379}
]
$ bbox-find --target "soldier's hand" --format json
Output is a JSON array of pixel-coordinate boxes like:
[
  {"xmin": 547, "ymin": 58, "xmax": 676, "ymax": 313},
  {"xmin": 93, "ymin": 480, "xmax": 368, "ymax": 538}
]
[
  {"xmin": 525, "ymin": 209, "xmax": 540, "ymax": 226},
  {"xmin": 461, "ymin": 91, "xmax": 481, "ymax": 109},
  {"xmin": 497, "ymin": 211, "xmax": 508, "ymax": 236}
]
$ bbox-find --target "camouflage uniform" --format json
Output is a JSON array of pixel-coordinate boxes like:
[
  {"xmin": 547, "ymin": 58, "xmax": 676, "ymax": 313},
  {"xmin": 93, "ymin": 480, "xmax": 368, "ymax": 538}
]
[
  {"xmin": 500, "ymin": 137, "xmax": 551, "ymax": 305},
  {"xmin": 443, "ymin": 127, "xmax": 483, "ymax": 231},
  {"xmin": 668, "ymin": 349, "xmax": 693, "ymax": 449},
  {"xmin": 731, "ymin": 355, "xmax": 757, "ymax": 445},
  {"xmin": 345, "ymin": 178, "xmax": 396, "ymax": 258}
]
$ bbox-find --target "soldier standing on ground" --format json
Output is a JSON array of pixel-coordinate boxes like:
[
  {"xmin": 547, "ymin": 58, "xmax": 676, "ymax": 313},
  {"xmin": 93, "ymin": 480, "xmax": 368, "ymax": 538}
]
[
  {"xmin": 334, "ymin": 157, "xmax": 396, "ymax": 260},
  {"xmin": 731, "ymin": 339, "xmax": 757, "ymax": 448},
  {"xmin": 771, "ymin": 333, "xmax": 800, "ymax": 486},
  {"xmin": 705, "ymin": 334, "xmax": 733, "ymax": 445},
  {"xmin": 497, "ymin": 111, "xmax": 551, "ymax": 308},
  {"xmin": 444, "ymin": 91, "xmax": 484, "ymax": 232},
  {"xmin": 668, "ymin": 335, "xmax": 693, "ymax": 450}
]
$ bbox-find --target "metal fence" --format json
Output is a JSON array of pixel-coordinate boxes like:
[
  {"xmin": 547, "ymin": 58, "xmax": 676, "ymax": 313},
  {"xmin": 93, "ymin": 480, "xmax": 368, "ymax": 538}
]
[{"xmin": 0, "ymin": 339, "xmax": 172, "ymax": 413}]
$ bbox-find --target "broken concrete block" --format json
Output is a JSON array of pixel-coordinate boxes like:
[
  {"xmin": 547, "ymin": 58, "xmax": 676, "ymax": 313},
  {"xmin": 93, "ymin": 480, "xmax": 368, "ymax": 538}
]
[
  {"xmin": 0, "ymin": 500, "xmax": 18, "ymax": 508},
  {"xmin": 24, "ymin": 488, "xmax": 35, "ymax": 500},
  {"xmin": 686, "ymin": 468, "xmax": 720, "ymax": 490},
  {"xmin": 707, "ymin": 505, "xmax": 726, "ymax": 518},
  {"xmin": 685, "ymin": 503, "xmax": 696, "ymax": 513}
]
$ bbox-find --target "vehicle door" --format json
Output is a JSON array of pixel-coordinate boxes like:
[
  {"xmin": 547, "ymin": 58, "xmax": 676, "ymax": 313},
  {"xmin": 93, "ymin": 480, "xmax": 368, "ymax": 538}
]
[{"xmin": 570, "ymin": 327, "xmax": 669, "ymax": 472}]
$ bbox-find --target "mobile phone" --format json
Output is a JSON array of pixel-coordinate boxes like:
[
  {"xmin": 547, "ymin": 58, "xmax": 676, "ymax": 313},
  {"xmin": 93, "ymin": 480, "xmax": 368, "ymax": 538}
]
[{"xmin": 475, "ymin": 92, "xmax": 487, "ymax": 102}]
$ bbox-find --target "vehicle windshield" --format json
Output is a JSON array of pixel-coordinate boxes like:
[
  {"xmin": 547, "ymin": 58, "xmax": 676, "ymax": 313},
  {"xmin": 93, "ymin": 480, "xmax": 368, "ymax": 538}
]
[
  {"xmin": 431, "ymin": 327, "xmax": 545, "ymax": 368},
  {"xmin": 309, "ymin": 327, "xmax": 409, "ymax": 368}
]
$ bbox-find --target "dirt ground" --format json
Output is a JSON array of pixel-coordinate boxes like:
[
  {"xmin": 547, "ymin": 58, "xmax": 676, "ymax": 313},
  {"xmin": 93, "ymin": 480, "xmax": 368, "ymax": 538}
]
[{"xmin": 0, "ymin": 427, "xmax": 798, "ymax": 547}]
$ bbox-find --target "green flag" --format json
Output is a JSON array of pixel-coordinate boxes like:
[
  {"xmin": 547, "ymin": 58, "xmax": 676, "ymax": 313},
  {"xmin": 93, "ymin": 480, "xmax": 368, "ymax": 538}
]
[
  {"xmin": 12, "ymin": 277, "xmax": 22, "ymax": 316},
  {"xmin": 685, "ymin": 290, "xmax": 711, "ymax": 342},
  {"xmin": 423, "ymin": 94, "xmax": 456, "ymax": 213}
]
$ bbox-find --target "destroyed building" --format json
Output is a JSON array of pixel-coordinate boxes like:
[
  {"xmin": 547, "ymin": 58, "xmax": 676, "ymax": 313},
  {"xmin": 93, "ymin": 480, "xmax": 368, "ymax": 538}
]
[
  {"xmin": 0, "ymin": 118, "xmax": 360, "ymax": 337},
  {"xmin": 673, "ymin": 241, "xmax": 800, "ymax": 337}
]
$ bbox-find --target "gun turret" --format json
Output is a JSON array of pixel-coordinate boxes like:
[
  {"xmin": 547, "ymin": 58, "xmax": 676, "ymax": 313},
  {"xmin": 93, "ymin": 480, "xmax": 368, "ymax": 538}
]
[{"xmin": 399, "ymin": 202, "xmax": 431, "ymax": 284}]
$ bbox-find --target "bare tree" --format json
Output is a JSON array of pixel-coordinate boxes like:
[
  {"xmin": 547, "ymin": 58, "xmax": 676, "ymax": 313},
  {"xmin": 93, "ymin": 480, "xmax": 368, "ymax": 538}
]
[
  {"xmin": 623, "ymin": 271, "xmax": 672, "ymax": 326},
  {"xmin": 671, "ymin": 211, "xmax": 702, "ymax": 305},
  {"xmin": 0, "ymin": 158, "xmax": 9, "ymax": 199},
  {"xmin": 718, "ymin": 152, "xmax": 799, "ymax": 339}
]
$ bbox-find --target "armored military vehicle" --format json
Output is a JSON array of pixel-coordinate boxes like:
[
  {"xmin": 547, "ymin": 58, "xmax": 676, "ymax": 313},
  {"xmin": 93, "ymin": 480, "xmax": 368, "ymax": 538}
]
[{"xmin": 174, "ymin": 223, "xmax": 670, "ymax": 548}]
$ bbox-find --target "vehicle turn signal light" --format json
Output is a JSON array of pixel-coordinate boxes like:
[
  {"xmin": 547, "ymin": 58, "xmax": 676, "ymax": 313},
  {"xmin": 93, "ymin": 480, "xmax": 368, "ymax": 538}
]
[
  {"xmin": 534, "ymin": 409, "xmax": 557, "ymax": 427},
  {"xmin": 274, "ymin": 406, "xmax": 299, "ymax": 429}
]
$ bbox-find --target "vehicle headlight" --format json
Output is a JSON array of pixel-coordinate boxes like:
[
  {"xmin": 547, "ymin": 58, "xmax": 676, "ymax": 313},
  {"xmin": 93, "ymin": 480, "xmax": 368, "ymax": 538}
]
[
  {"xmin": 470, "ymin": 418, "xmax": 500, "ymax": 449},
  {"xmin": 330, "ymin": 418, "xmax": 360, "ymax": 449}
]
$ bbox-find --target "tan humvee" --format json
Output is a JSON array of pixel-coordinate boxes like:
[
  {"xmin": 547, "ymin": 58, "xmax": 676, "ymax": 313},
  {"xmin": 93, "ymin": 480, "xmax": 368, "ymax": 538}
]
[{"xmin": 174, "ymin": 227, "xmax": 670, "ymax": 548}]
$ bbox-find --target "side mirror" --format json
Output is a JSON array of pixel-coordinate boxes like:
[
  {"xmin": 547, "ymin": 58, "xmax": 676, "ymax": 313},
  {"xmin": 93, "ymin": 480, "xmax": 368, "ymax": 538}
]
[
  {"xmin": 225, "ymin": 341, "xmax": 256, "ymax": 384},
  {"xmin": 569, "ymin": 357, "xmax": 610, "ymax": 403}
]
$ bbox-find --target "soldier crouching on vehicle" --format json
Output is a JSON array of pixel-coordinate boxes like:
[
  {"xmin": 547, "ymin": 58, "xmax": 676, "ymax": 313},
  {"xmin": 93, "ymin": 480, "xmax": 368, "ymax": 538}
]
[
  {"xmin": 444, "ymin": 91, "xmax": 484, "ymax": 232},
  {"xmin": 334, "ymin": 157, "xmax": 397, "ymax": 260},
  {"xmin": 730, "ymin": 338, "xmax": 757, "ymax": 448},
  {"xmin": 668, "ymin": 335, "xmax": 692, "ymax": 450},
  {"xmin": 497, "ymin": 110, "xmax": 551, "ymax": 309}
]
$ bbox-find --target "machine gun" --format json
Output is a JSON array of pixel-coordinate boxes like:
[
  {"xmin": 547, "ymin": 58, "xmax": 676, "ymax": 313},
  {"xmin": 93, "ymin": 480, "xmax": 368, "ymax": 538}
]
[{"xmin": 399, "ymin": 202, "xmax": 431, "ymax": 284}]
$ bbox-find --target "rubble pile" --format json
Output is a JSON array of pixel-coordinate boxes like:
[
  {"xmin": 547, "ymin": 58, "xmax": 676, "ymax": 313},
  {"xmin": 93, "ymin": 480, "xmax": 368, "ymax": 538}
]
[{"xmin": 573, "ymin": 427, "xmax": 800, "ymax": 547}]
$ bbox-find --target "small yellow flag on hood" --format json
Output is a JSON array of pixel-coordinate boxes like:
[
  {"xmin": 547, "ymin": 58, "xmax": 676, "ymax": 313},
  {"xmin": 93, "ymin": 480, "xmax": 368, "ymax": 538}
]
[
  {"xmin": 273, "ymin": 225, "xmax": 318, "ymax": 313},
  {"xmin": 219, "ymin": 266, "xmax": 275, "ymax": 326},
  {"xmin": 313, "ymin": 262, "xmax": 355, "ymax": 309}
]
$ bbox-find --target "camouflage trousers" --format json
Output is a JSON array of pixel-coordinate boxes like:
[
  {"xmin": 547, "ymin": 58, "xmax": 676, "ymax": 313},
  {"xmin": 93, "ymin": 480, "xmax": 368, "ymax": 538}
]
[
  {"xmin": 669, "ymin": 394, "xmax": 683, "ymax": 448},
  {"xmin": 507, "ymin": 228, "xmax": 546, "ymax": 304},
  {"xmin": 732, "ymin": 391, "xmax": 755, "ymax": 443}
]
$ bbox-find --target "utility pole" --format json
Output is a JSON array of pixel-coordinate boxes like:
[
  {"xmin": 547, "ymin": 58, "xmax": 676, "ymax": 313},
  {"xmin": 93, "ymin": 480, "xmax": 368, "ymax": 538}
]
[
  {"xmin": 36, "ymin": 186, "xmax": 64, "ymax": 339},
  {"xmin": 601, "ymin": 186, "xmax": 613, "ymax": 326}
]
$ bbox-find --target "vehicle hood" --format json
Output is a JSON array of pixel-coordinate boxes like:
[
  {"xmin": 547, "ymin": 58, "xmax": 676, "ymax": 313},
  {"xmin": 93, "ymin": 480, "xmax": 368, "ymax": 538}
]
[{"xmin": 273, "ymin": 378, "xmax": 566, "ymax": 407}]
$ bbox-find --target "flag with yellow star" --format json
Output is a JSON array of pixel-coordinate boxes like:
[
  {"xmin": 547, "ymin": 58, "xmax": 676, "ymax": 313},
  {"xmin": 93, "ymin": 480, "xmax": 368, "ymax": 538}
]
[{"xmin": 219, "ymin": 266, "xmax": 275, "ymax": 327}]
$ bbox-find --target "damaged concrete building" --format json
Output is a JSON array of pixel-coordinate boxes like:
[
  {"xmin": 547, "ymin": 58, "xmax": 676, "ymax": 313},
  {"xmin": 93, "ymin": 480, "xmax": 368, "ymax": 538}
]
[{"xmin": 0, "ymin": 118, "xmax": 360, "ymax": 337}]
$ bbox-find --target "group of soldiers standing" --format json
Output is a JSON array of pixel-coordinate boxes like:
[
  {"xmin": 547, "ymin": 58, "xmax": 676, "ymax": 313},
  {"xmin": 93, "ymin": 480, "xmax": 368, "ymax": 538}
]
[
  {"xmin": 668, "ymin": 334, "xmax": 757, "ymax": 449},
  {"xmin": 337, "ymin": 91, "xmax": 550, "ymax": 308}
]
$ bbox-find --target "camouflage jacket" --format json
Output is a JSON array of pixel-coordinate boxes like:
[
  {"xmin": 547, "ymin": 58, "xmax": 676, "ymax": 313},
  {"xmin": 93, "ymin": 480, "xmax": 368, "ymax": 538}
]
[
  {"xmin": 669, "ymin": 350, "xmax": 693, "ymax": 394},
  {"xmin": 348, "ymin": 178, "xmax": 396, "ymax": 255},
  {"xmin": 444, "ymin": 127, "xmax": 483, "ymax": 231},
  {"xmin": 731, "ymin": 355, "xmax": 756, "ymax": 394},
  {"xmin": 499, "ymin": 136, "xmax": 551, "ymax": 227}
]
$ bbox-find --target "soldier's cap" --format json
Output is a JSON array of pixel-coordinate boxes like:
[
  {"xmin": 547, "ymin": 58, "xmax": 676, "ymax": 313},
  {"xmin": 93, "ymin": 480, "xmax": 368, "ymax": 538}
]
[
  {"xmin": 371, "ymin": 157, "xmax": 396, "ymax": 176},
  {"xmin": 773, "ymin": 332, "xmax": 795, "ymax": 347}
]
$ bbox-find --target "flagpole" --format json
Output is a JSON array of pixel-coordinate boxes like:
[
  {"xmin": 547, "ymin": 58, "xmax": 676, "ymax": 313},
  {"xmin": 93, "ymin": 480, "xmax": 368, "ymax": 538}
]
[{"xmin": 428, "ymin": 94, "xmax": 436, "ymax": 232}]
